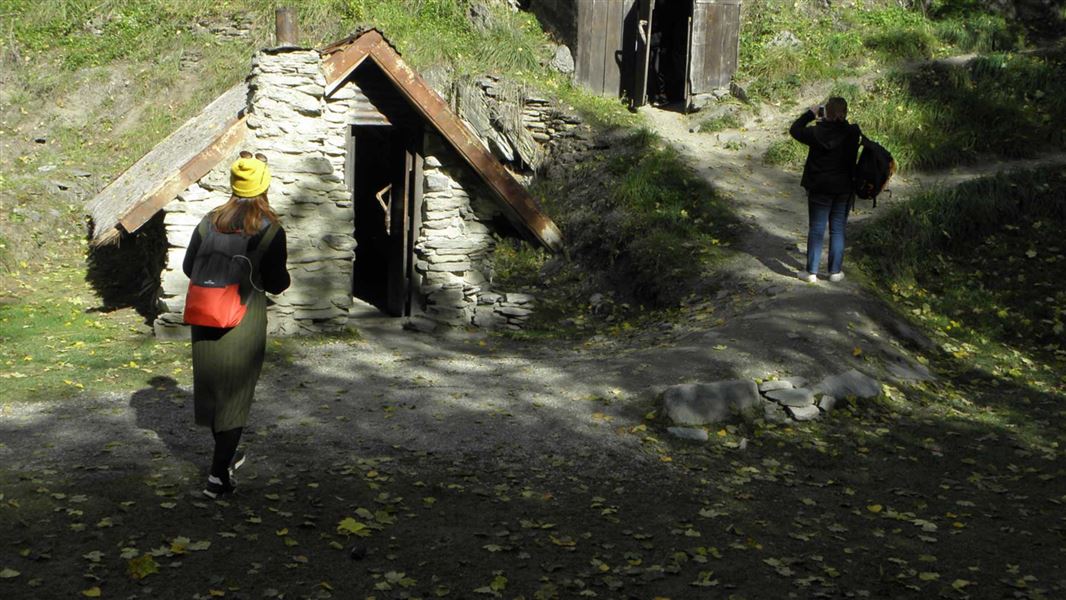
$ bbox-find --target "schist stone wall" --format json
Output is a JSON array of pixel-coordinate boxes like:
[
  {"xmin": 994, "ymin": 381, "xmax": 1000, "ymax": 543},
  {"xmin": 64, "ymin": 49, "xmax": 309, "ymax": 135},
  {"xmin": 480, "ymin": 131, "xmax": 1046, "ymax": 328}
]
[
  {"xmin": 156, "ymin": 49, "xmax": 354, "ymax": 338},
  {"xmin": 154, "ymin": 48, "xmax": 553, "ymax": 337}
]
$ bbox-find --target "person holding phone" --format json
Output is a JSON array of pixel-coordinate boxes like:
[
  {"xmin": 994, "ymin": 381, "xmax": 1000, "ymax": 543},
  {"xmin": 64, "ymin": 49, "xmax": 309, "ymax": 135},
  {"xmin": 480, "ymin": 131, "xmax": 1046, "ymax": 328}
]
[{"xmin": 789, "ymin": 97, "xmax": 862, "ymax": 283}]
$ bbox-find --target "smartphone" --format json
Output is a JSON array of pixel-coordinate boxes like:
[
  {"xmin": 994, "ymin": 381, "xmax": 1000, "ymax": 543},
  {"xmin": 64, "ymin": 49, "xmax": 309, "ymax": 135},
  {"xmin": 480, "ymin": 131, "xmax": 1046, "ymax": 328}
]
[{"xmin": 816, "ymin": 105, "xmax": 826, "ymax": 119}]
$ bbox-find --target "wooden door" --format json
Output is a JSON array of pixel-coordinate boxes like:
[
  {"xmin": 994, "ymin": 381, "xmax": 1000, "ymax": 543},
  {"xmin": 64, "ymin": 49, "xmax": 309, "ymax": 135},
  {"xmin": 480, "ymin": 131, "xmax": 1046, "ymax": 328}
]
[
  {"xmin": 630, "ymin": 0, "xmax": 655, "ymax": 108},
  {"xmin": 689, "ymin": 0, "xmax": 742, "ymax": 94},
  {"xmin": 576, "ymin": 0, "xmax": 638, "ymax": 97},
  {"xmin": 352, "ymin": 126, "xmax": 421, "ymax": 317},
  {"xmin": 385, "ymin": 128, "xmax": 423, "ymax": 317}
]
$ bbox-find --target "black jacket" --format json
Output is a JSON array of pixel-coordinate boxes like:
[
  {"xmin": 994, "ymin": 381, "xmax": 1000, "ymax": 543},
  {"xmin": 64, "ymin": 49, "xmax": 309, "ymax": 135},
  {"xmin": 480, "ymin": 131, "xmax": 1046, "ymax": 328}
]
[{"xmin": 790, "ymin": 111, "xmax": 862, "ymax": 195}]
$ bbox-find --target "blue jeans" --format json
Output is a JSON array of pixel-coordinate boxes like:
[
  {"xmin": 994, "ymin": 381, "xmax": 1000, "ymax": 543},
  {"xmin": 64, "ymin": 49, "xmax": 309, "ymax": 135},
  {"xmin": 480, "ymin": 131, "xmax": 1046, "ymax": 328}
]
[{"xmin": 807, "ymin": 193, "xmax": 851, "ymax": 275}]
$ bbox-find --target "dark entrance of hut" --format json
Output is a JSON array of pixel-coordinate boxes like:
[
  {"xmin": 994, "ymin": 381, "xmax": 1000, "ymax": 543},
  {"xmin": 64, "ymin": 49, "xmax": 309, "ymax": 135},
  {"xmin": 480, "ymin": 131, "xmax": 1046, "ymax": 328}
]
[
  {"xmin": 350, "ymin": 125, "xmax": 423, "ymax": 317},
  {"xmin": 632, "ymin": 0, "xmax": 742, "ymax": 110},
  {"xmin": 639, "ymin": 0, "xmax": 692, "ymax": 109}
]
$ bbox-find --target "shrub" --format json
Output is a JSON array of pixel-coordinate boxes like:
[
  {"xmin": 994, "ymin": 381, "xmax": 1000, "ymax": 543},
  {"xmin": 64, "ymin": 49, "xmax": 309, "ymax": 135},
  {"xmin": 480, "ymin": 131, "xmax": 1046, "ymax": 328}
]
[
  {"xmin": 763, "ymin": 138, "xmax": 805, "ymax": 166},
  {"xmin": 698, "ymin": 113, "xmax": 742, "ymax": 134}
]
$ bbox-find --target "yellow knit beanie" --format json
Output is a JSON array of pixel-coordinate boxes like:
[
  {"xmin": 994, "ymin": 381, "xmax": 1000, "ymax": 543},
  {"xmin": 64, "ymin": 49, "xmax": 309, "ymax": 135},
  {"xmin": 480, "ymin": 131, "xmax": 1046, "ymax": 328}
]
[{"xmin": 230, "ymin": 157, "xmax": 271, "ymax": 198}]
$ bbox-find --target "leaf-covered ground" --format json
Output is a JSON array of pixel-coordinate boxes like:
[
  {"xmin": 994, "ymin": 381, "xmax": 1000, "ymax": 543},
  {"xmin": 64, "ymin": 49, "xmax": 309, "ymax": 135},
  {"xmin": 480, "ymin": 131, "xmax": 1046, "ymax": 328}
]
[
  {"xmin": 1, "ymin": 311, "xmax": 1063, "ymax": 599},
  {"xmin": 4, "ymin": 92, "xmax": 1065, "ymax": 600}
]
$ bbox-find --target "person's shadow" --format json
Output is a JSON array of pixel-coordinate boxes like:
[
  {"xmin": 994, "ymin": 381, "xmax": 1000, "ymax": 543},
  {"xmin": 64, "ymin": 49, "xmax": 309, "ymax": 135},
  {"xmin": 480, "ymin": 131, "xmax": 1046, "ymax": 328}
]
[{"xmin": 129, "ymin": 376, "xmax": 207, "ymax": 471}]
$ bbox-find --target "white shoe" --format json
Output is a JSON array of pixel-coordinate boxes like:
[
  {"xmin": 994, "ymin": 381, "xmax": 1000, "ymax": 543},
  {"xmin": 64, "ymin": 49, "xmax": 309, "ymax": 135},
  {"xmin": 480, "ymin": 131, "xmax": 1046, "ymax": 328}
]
[
  {"xmin": 799, "ymin": 272, "xmax": 817, "ymax": 283},
  {"xmin": 828, "ymin": 272, "xmax": 845, "ymax": 282}
]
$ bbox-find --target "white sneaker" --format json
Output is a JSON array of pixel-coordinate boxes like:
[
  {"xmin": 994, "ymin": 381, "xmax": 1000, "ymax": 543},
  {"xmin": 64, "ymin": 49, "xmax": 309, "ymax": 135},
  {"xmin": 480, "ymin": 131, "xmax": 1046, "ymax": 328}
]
[
  {"xmin": 799, "ymin": 272, "xmax": 817, "ymax": 283},
  {"xmin": 828, "ymin": 272, "xmax": 845, "ymax": 282}
]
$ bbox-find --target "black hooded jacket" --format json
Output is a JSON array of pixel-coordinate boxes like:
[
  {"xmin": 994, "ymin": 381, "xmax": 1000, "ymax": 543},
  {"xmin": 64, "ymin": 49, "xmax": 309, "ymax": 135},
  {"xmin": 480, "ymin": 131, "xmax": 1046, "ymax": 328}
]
[{"xmin": 790, "ymin": 111, "xmax": 862, "ymax": 195}]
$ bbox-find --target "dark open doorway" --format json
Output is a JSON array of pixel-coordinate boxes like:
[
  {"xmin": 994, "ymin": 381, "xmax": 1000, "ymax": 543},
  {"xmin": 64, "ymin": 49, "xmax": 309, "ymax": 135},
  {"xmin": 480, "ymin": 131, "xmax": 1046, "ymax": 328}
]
[
  {"xmin": 646, "ymin": 0, "xmax": 692, "ymax": 108},
  {"xmin": 350, "ymin": 125, "xmax": 423, "ymax": 317}
]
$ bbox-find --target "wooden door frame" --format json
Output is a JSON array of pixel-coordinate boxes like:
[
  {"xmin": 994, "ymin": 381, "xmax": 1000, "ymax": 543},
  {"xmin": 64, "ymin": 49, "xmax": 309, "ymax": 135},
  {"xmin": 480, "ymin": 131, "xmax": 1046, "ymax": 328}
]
[
  {"xmin": 347, "ymin": 123, "xmax": 423, "ymax": 317},
  {"xmin": 683, "ymin": 5, "xmax": 694, "ymax": 112},
  {"xmin": 630, "ymin": 0, "xmax": 655, "ymax": 109},
  {"xmin": 405, "ymin": 134, "xmax": 424, "ymax": 317},
  {"xmin": 385, "ymin": 125, "xmax": 424, "ymax": 317}
]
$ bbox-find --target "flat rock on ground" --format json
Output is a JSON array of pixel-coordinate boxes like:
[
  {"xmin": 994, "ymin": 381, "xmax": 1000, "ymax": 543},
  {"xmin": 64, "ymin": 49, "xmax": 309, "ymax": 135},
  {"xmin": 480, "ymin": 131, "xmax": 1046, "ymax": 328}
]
[{"xmin": 661, "ymin": 380, "xmax": 761, "ymax": 425}]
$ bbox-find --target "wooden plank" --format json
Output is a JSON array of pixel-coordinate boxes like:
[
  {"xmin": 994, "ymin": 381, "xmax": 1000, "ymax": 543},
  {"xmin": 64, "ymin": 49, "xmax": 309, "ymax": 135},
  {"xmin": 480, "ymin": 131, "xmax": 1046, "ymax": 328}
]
[
  {"xmin": 386, "ymin": 138, "xmax": 412, "ymax": 316},
  {"xmin": 364, "ymin": 41, "xmax": 562, "ymax": 250},
  {"xmin": 590, "ymin": 0, "xmax": 611, "ymax": 93},
  {"xmin": 683, "ymin": 15, "xmax": 693, "ymax": 106},
  {"xmin": 344, "ymin": 125, "xmax": 356, "ymax": 192},
  {"xmin": 689, "ymin": 0, "xmax": 741, "ymax": 91},
  {"xmin": 406, "ymin": 138, "xmax": 424, "ymax": 316},
  {"xmin": 88, "ymin": 82, "xmax": 247, "ymax": 243},
  {"xmin": 688, "ymin": 0, "xmax": 712, "ymax": 94},
  {"xmin": 631, "ymin": 0, "xmax": 655, "ymax": 108},
  {"xmin": 118, "ymin": 116, "xmax": 247, "ymax": 235},
  {"xmin": 722, "ymin": 5, "xmax": 741, "ymax": 82},
  {"xmin": 602, "ymin": 0, "xmax": 625, "ymax": 96},
  {"xmin": 575, "ymin": 1, "xmax": 602, "ymax": 93},
  {"xmin": 322, "ymin": 31, "xmax": 380, "ymax": 96}
]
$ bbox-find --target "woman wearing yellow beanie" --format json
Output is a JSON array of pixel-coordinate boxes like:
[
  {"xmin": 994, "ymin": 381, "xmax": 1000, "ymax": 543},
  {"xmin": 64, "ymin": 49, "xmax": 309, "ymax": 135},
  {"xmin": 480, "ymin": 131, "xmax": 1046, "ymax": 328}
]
[{"xmin": 182, "ymin": 150, "xmax": 290, "ymax": 499}]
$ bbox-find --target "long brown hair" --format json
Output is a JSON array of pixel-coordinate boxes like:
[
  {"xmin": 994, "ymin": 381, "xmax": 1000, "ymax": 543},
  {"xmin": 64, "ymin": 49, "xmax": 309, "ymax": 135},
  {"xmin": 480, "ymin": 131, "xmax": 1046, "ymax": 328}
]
[{"xmin": 210, "ymin": 193, "xmax": 280, "ymax": 235}]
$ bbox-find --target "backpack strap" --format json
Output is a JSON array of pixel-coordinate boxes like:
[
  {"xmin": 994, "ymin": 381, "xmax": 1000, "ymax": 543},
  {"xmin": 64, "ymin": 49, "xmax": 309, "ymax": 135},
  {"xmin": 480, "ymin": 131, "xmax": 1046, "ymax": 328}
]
[
  {"xmin": 234, "ymin": 223, "xmax": 280, "ymax": 297},
  {"xmin": 249, "ymin": 223, "xmax": 280, "ymax": 265},
  {"xmin": 197, "ymin": 215, "xmax": 211, "ymax": 240}
]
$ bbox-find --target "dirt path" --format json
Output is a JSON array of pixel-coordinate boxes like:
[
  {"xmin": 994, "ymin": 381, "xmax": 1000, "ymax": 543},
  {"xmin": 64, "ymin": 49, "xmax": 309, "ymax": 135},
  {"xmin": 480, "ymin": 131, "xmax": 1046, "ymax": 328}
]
[{"xmin": 3, "ymin": 108, "xmax": 1065, "ymax": 598}]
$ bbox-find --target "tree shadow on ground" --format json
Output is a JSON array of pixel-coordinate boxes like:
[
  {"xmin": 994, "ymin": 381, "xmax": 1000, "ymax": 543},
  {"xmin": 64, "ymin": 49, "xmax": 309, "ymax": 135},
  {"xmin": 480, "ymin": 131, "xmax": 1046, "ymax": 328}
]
[{"xmin": 2, "ymin": 315, "xmax": 1063, "ymax": 598}]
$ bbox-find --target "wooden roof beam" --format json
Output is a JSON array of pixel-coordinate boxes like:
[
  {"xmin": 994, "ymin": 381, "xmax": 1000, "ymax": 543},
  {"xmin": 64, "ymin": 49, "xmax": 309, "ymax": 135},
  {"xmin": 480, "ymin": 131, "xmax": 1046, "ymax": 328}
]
[
  {"xmin": 362, "ymin": 41, "xmax": 563, "ymax": 250},
  {"xmin": 117, "ymin": 116, "xmax": 247, "ymax": 236}
]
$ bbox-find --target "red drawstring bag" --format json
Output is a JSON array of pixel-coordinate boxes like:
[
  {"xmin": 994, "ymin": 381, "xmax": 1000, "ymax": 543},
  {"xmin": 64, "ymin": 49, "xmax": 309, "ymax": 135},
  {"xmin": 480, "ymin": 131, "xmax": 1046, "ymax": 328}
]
[{"xmin": 184, "ymin": 220, "xmax": 278, "ymax": 328}]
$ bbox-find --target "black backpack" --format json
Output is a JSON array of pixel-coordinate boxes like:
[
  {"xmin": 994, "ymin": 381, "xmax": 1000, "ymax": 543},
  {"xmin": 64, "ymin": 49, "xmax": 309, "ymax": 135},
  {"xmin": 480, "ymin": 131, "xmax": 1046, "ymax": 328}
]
[
  {"xmin": 853, "ymin": 135, "xmax": 896, "ymax": 207},
  {"xmin": 184, "ymin": 219, "xmax": 278, "ymax": 328}
]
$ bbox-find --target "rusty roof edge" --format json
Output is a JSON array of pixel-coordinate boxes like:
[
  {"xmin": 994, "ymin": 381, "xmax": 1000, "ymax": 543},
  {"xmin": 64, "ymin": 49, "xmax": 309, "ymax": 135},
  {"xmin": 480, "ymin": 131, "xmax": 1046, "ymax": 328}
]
[
  {"xmin": 321, "ymin": 31, "xmax": 380, "ymax": 97},
  {"xmin": 359, "ymin": 42, "xmax": 563, "ymax": 251}
]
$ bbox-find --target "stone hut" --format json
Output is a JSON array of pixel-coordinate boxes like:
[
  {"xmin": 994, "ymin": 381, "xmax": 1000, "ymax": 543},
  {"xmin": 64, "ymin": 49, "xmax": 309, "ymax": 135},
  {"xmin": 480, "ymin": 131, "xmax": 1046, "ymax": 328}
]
[{"xmin": 85, "ymin": 29, "xmax": 563, "ymax": 338}]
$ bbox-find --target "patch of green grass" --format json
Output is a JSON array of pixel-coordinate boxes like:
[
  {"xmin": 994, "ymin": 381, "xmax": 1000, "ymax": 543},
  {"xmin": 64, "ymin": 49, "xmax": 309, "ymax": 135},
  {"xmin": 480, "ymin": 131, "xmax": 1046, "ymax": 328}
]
[
  {"xmin": 492, "ymin": 240, "xmax": 550, "ymax": 290},
  {"xmin": 837, "ymin": 49, "xmax": 1066, "ymax": 170},
  {"xmin": 855, "ymin": 168, "xmax": 1066, "ymax": 366},
  {"xmin": 554, "ymin": 84, "xmax": 638, "ymax": 129},
  {"xmin": 738, "ymin": 2, "xmax": 866, "ymax": 101},
  {"xmin": 857, "ymin": 7, "xmax": 939, "ymax": 61},
  {"xmin": 498, "ymin": 130, "xmax": 739, "ymax": 327},
  {"xmin": 0, "ymin": 262, "xmax": 191, "ymax": 403},
  {"xmin": 763, "ymin": 138, "xmax": 805, "ymax": 166},
  {"xmin": 698, "ymin": 113, "xmax": 742, "ymax": 134},
  {"xmin": 737, "ymin": 2, "xmax": 1026, "ymax": 103}
]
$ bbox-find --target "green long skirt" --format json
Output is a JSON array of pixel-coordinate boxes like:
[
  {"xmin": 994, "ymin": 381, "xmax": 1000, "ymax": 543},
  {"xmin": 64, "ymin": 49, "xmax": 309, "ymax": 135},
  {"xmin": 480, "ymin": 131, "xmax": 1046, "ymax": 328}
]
[{"xmin": 191, "ymin": 291, "xmax": 267, "ymax": 433}]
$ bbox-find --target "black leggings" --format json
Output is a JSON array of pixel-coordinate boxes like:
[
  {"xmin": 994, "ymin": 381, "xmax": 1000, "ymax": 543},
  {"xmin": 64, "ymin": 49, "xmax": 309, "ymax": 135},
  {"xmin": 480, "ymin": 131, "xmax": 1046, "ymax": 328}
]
[{"xmin": 210, "ymin": 427, "xmax": 243, "ymax": 482}]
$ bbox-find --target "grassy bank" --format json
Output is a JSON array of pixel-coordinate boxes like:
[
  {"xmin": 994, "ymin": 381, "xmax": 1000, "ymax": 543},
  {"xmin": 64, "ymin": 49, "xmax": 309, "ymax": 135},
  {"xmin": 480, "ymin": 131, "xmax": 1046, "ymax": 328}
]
[
  {"xmin": 747, "ymin": 1, "xmax": 1066, "ymax": 171},
  {"xmin": 855, "ymin": 167, "xmax": 1066, "ymax": 384},
  {"xmin": 763, "ymin": 49, "xmax": 1066, "ymax": 171},
  {"xmin": 0, "ymin": 258, "xmax": 190, "ymax": 403},
  {"xmin": 494, "ymin": 130, "xmax": 739, "ymax": 335},
  {"xmin": 738, "ymin": 1, "xmax": 1027, "ymax": 104}
]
